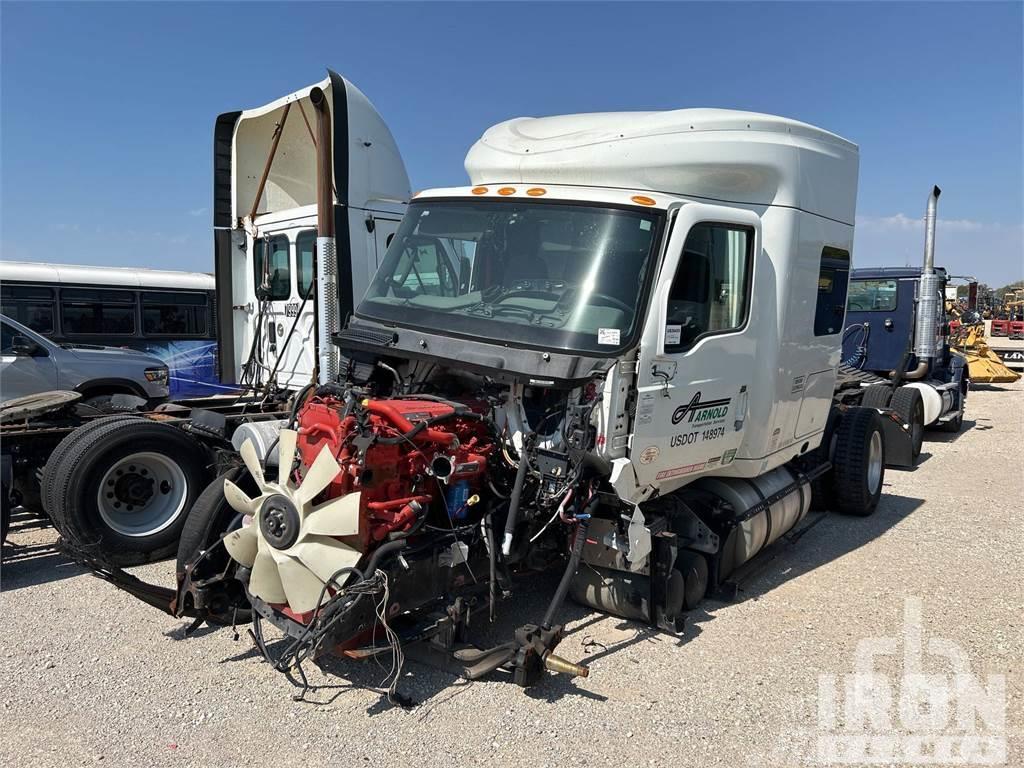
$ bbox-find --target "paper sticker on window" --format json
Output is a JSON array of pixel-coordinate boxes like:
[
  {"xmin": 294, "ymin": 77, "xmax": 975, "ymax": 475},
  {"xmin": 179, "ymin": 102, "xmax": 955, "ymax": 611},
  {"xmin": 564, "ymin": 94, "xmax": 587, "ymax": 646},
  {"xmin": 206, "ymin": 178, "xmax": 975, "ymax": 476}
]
[
  {"xmin": 639, "ymin": 220, "xmax": 652, "ymax": 231},
  {"xmin": 665, "ymin": 324, "xmax": 682, "ymax": 345},
  {"xmin": 598, "ymin": 328, "xmax": 620, "ymax": 345}
]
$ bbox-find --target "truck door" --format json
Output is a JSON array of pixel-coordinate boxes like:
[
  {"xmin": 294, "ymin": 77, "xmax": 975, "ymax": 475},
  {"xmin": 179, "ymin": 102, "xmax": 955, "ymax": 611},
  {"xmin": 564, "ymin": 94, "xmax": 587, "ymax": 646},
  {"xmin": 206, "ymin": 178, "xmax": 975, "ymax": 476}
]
[
  {"xmin": 252, "ymin": 228, "xmax": 316, "ymax": 391},
  {"xmin": 631, "ymin": 205, "xmax": 761, "ymax": 490},
  {"xmin": 372, "ymin": 217, "xmax": 403, "ymax": 269},
  {"xmin": 287, "ymin": 228, "xmax": 319, "ymax": 389}
]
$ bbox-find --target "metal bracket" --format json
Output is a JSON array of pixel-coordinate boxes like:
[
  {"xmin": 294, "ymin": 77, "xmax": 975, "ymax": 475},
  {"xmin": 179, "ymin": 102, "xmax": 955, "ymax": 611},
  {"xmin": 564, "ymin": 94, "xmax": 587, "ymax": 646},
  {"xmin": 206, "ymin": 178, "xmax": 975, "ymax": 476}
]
[{"xmin": 625, "ymin": 506, "xmax": 652, "ymax": 570}]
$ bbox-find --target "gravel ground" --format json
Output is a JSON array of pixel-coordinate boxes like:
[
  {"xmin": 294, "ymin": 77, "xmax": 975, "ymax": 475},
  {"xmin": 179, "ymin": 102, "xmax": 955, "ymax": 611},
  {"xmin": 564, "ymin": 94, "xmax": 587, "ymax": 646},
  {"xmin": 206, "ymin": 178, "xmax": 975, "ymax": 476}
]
[{"xmin": 2, "ymin": 381, "xmax": 1021, "ymax": 767}]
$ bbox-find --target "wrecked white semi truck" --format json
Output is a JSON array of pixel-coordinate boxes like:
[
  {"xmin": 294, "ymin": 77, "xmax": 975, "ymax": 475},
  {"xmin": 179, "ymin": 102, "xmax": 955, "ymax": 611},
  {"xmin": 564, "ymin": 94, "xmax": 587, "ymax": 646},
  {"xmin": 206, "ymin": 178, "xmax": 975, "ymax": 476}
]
[{"xmin": 27, "ymin": 73, "xmax": 918, "ymax": 695}]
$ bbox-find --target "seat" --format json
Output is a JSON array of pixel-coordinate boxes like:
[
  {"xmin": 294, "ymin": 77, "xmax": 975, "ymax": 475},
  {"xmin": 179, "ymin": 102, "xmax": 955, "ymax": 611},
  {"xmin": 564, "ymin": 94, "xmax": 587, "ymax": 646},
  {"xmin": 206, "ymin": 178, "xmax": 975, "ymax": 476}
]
[
  {"xmin": 666, "ymin": 250, "xmax": 711, "ymax": 345},
  {"xmin": 502, "ymin": 222, "xmax": 547, "ymax": 284}
]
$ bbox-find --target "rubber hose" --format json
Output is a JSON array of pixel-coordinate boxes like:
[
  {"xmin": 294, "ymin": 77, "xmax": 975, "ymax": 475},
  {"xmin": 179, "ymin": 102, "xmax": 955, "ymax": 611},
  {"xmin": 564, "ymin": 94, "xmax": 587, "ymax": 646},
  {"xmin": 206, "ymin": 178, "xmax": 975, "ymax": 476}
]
[
  {"xmin": 483, "ymin": 512, "xmax": 497, "ymax": 621},
  {"xmin": 501, "ymin": 439, "xmax": 532, "ymax": 556},
  {"xmin": 541, "ymin": 507, "xmax": 595, "ymax": 631},
  {"xmin": 288, "ymin": 382, "xmax": 316, "ymax": 427},
  {"xmin": 364, "ymin": 539, "xmax": 407, "ymax": 576}
]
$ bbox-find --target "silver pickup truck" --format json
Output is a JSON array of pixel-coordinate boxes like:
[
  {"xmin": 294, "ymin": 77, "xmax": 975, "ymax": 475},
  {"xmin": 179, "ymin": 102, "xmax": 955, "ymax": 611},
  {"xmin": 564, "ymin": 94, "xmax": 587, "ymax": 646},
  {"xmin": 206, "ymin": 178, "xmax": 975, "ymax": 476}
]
[{"xmin": 0, "ymin": 314, "xmax": 169, "ymax": 408}]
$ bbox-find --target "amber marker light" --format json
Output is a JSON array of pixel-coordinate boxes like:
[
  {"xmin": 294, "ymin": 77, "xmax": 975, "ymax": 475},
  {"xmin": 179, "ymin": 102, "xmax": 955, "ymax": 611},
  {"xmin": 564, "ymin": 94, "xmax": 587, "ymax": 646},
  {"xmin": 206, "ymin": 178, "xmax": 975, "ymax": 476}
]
[
  {"xmin": 631, "ymin": 195, "xmax": 657, "ymax": 206},
  {"xmin": 471, "ymin": 186, "xmax": 488, "ymax": 195},
  {"xmin": 526, "ymin": 187, "xmax": 547, "ymax": 196},
  {"xmin": 497, "ymin": 187, "xmax": 517, "ymax": 195}
]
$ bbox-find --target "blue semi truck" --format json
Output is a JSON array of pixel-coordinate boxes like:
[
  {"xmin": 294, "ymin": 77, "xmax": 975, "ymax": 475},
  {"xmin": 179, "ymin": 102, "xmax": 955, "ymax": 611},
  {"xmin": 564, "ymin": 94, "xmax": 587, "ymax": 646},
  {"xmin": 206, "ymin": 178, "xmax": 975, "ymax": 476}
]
[{"xmin": 839, "ymin": 187, "xmax": 968, "ymax": 459}]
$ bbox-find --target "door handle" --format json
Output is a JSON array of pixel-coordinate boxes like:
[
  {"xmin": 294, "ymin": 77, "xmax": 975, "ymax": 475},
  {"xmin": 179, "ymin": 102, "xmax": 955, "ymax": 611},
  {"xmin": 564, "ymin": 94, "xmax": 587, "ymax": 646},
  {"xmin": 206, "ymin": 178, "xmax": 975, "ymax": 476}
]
[
  {"xmin": 734, "ymin": 385, "xmax": 749, "ymax": 431},
  {"xmin": 650, "ymin": 360, "xmax": 677, "ymax": 398}
]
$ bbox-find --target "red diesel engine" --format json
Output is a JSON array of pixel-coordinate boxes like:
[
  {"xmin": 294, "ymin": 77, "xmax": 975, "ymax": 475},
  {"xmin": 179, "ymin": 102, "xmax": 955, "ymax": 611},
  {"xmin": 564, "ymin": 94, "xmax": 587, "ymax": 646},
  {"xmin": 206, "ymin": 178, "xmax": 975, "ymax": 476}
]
[{"xmin": 294, "ymin": 394, "xmax": 494, "ymax": 551}]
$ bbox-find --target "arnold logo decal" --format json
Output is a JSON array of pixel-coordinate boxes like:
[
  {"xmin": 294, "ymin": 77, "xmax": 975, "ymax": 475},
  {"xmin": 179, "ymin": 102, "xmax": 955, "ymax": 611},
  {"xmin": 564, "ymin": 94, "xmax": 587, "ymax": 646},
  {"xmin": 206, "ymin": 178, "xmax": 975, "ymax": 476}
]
[{"xmin": 671, "ymin": 391, "xmax": 731, "ymax": 425}]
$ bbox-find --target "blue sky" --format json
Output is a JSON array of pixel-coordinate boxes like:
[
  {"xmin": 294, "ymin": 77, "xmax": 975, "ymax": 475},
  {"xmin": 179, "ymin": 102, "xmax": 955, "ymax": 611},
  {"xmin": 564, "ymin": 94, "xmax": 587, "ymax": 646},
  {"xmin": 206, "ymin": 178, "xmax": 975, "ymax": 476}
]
[{"xmin": 2, "ymin": 1, "xmax": 1021, "ymax": 285}]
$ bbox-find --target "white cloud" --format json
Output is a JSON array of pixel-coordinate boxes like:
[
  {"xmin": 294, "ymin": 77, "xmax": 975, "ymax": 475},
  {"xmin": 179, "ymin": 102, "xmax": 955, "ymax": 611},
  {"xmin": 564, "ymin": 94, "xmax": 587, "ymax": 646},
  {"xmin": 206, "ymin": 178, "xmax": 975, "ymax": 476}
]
[
  {"xmin": 856, "ymin": 213, "xmax": 984, "ymax": 233},
  {"xmin": 188, "ymin": 207, "xmax": 208, "ymax": 217},
  {"xmin": 853, "ymin": 216, "xmax": 1023, "ymax": 285}
]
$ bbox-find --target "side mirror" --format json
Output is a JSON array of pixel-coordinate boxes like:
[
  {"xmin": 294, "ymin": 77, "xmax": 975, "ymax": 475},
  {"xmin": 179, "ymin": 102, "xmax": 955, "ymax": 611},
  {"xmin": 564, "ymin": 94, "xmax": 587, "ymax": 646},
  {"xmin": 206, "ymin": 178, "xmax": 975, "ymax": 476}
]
[{"xmin": 11, "ymin": 335, "xmax": 43, "ymax": 356}]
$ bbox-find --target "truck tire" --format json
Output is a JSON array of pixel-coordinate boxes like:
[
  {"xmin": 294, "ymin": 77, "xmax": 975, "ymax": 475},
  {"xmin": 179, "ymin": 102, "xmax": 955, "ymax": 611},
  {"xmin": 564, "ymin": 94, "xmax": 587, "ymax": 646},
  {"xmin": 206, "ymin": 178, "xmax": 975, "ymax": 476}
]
[
  {"xmin": 42, "ymin": 415, "xmax": 145, "ymax": 519},
  {"xmin": 859, "ymin": 383, "xmax": 892, "ymax": 409},
  {"xmin": 44, "ymin": 418, "xmax": 211, "ymax": 566},
  {"xmin": 675, "ymin": 550, "xmax": 709, "ymax": 610},
  {"xmin": 808, "ymin": 407, "xmax": 841, "ymax": 511},
  {"xmin": 1, "ymin": 484, "xmax": 11, "ymax": 544},
  {"xmin": 833, "ymin": 407, "xmax": 885, "ymax": 517},
  {"xmin": 176, "ymin": 466, "xmax": 255, "ymax": 625},
  {"xmin": 890, "ymin": 386, "xmax": 925, "ymax": 460}
]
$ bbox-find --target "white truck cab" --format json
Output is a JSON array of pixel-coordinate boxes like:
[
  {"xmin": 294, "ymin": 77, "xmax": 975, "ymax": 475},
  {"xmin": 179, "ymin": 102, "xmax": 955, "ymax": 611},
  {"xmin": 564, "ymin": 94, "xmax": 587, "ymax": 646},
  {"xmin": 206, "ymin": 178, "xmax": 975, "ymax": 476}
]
[
  {"xmin": 364, "ymin": 109, "xmax": 859, "ymax": 503},
  {"xmin": 213, "ymin": 70, "xmax": 409, "ymax": 392},
  {"xmin": 322, "ymin": 108, "xmax": 880, "ymax": 636}
]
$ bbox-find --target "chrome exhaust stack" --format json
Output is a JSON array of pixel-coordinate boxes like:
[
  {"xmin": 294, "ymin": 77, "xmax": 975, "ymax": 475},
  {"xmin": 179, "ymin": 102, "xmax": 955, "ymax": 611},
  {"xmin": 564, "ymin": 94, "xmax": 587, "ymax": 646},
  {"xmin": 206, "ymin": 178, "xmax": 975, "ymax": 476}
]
[
  {"xmin": 913, "ymin": 186, "xmax": 942, "ymax": 367},
  {"xmin": 311, "ymin": 85, "xmax": 339, "ymax": 385}
]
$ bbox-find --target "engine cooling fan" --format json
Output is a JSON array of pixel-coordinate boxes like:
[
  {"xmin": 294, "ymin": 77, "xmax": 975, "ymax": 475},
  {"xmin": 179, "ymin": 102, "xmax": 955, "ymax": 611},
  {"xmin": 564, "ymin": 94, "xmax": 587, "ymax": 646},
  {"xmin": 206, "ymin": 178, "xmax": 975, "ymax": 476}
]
[{"xmin": 222, "ymin": 429, "xmax": 362, "ymax": 613}]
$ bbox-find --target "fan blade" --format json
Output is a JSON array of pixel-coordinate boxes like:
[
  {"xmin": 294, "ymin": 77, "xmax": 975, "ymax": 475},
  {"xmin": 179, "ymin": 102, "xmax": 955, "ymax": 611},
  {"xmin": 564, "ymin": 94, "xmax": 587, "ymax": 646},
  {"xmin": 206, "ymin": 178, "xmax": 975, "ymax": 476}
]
[
  {"xmin": 291, "ymin": 535, "xmax": 363, "ymax": 585},
  {"xmin": 302, "ymin": 492, "xmax": 362, "ymax": 537},
  {"xmin": 249, "ymin": 549, "xmax": 287, "ymax": 604},
  {"xmin": 276, "ymin": 554, "xmax": 330, "ymax": 614},
  {"xmin": 239, "ymin": 439, "xmax": 266, "ymax": 490},
  {"xmin": 223, "ymin": 524, "xmax": 258, "ymax": 567},
  {"xmin": 277, "ymin": 428, "xmax": 298, "ymax": 484},
  {"xmin": 223, "ymin": 478, "xmax": 259, "ymax": 515},
  {"xmin": 296, "ymin": 446, "xmax": 341, "ymax": 507}
]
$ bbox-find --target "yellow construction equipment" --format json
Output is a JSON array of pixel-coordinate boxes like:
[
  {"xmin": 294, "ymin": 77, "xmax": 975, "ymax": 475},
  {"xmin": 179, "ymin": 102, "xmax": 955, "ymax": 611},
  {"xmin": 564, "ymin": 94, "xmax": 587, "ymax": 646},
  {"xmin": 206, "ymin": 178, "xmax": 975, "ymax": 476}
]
[{"xmin": 946, "ymin": 303, "xmax": 1021, "ymax": 383}]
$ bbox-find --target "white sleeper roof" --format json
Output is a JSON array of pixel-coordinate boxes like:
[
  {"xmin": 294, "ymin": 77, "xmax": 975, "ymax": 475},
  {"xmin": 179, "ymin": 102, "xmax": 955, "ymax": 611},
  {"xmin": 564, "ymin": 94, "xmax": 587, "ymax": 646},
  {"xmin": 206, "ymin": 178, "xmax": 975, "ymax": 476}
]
[{"xmin": 465, "ymin": 109, "xmax": 859, "ymax": 224}]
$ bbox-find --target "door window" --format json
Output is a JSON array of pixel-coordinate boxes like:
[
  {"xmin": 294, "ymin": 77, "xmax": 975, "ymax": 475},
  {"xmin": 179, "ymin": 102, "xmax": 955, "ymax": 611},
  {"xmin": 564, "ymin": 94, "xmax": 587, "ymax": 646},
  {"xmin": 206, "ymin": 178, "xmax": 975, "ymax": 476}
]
[
  {"xmin": 814, "ymin": 247, "xmax": 851, "ymax": 336},
  {"xmin": 296, "ymin": 230, "xmax": 316, "ymax": 298},
  {"xmin": 665, "ymin": 223, "xmax": 752, "ymax": 350},
  {"xmin": 847, "ymin": 279, "xmax": 898, "ymax": 311},
  {"xmin": 254, "ymin": 235, "xmax": 291, "ymax": 301},
  {"xmin": 0, "ymin": 320, "xmax": 16, "ymax": 353}
]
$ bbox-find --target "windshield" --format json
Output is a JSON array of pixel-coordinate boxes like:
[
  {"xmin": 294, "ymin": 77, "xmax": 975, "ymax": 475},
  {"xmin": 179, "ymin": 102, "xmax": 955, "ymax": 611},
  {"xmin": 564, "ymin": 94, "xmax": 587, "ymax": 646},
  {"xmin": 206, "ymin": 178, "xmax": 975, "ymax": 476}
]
[
  {"xmin": 359, "ymin": 200, "xmax": 663, "ymax": 354},
  {"xmin": 847, "ymin": 279, "xmax": 898, "ymax": 311}
]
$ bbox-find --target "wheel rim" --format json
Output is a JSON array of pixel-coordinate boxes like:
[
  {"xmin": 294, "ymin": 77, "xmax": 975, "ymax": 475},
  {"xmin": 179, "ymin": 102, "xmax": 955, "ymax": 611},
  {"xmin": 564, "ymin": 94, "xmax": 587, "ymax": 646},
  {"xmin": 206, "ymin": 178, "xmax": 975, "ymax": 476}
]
[
  {"xmin": 96, "ymin": 452, "xmax": 188, "ymax": 537},
  {"xmin": 867, "ymin": 431, "xmax": 883, "ymax": 495}
]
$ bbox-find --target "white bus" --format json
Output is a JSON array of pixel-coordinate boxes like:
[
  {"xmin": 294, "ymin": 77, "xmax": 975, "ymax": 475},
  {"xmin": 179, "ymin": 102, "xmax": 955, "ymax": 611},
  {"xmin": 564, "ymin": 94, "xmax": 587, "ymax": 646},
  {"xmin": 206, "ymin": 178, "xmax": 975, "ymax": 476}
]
[{"xmin": 0, "ymin": 261, "xmax": 227, "ymax": 398}]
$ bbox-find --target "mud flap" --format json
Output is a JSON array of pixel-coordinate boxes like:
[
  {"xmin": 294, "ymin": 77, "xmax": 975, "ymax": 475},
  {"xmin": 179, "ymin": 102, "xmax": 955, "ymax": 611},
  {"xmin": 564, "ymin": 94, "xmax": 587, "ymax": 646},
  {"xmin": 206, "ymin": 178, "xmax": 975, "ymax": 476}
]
[{"xmin": 878, "ymin": 409, "xmax": 914, "ymax": 469}]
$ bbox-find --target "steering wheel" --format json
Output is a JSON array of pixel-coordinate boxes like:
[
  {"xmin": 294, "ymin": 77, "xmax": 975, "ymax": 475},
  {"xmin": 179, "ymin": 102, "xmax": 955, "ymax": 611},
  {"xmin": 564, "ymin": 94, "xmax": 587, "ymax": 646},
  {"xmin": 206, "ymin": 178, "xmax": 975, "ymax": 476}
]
[
  {"xmin": 588, "ymin": 292, "xmax": 632, "ymax": 314},
  {"xmin": 496, "ymin": 289, "xmax": 563, "ymax": 303},
  {"xmin": 847, "ymin": 301, "xmax": 867, "ymax": 311},
  {"xmin": 489, "ymin": 305, "xmax": 537, "ymax": 321}
]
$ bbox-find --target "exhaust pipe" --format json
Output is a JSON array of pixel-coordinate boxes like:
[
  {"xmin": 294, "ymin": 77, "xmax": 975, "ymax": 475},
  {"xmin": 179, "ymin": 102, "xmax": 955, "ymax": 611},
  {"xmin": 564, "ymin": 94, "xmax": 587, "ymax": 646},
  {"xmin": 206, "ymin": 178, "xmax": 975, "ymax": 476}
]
[
  {"xmin": 310, "ymin": 86, "xmax": 339, "ymax": 385},
  {"xmin": 913, "ymin": 186, "xmax": 942, "ymax": 369},
  {"xmin": 922, "ymin": 186, "xmax": 940, "ymax": 275}
]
